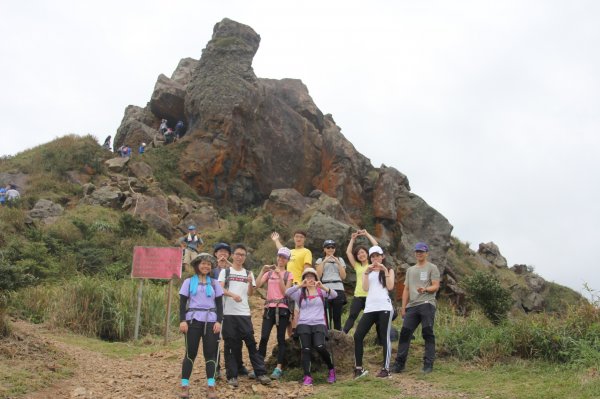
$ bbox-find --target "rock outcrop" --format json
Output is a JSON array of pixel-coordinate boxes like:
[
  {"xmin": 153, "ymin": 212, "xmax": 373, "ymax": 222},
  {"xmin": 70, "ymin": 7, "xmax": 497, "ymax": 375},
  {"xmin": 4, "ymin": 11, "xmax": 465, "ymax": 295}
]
[{"xmin": 113, "ymin": 18, "xmax": 454, "ymax": 273}]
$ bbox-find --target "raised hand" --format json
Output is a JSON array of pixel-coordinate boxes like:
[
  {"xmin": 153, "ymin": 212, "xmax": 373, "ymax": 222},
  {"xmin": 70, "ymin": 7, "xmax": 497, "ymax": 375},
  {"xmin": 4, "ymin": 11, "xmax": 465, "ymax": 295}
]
[{"xmin": 271, "ymin": 232, "xmax": 280, "ymax": 241}]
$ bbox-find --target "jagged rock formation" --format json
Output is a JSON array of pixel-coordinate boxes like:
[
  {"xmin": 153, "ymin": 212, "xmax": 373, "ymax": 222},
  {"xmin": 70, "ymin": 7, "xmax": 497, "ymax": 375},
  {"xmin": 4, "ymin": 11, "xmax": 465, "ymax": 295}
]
[{"xmin": 114, "ymin": 18, "xmax": 453, "ymax": 272}]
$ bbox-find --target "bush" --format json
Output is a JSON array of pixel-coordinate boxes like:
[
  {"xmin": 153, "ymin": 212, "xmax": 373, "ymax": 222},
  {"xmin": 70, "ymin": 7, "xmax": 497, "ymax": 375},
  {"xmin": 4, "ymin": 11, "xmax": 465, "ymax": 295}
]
[{"xmin": 463, "ymin": 271, "xmax": 512, "ymax": 324}]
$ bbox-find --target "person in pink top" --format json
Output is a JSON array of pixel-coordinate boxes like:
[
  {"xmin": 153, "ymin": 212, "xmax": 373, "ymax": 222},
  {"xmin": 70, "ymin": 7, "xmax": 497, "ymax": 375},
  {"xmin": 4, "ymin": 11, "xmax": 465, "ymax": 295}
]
[{"xmin": 256, "ymin": 247, "xmax": 294, "ymax": 379}]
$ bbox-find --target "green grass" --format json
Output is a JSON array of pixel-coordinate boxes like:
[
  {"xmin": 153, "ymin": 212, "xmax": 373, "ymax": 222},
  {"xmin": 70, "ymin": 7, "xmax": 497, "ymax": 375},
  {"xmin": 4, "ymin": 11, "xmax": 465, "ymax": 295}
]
[
  {"xmin": 425, "ymin": 359, "xmax": 600, "ymax": 399},
  {"xmin": 308, "ymin": 377, "xmax": 402, "ymax": 399}
]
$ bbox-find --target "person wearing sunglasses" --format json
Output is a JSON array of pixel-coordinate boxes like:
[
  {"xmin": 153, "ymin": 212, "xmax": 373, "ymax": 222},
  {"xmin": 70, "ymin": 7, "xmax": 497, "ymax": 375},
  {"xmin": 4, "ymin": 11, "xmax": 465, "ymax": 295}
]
[{"xmin": 315, "ymin": 239, "xmax": 347, "ymax": 330}]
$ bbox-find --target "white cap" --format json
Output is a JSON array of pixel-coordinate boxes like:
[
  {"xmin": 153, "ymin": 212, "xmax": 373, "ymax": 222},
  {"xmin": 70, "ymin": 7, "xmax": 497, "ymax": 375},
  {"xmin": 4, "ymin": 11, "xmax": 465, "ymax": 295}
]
[{"xmin": 368, "ymin": 246, "xmax": 384, "ymax": 256}]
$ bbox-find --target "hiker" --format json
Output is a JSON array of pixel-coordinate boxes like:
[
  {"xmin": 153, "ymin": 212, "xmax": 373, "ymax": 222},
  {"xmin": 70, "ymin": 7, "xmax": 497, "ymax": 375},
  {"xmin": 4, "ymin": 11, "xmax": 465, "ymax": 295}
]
[
  {"xmin": 159, "ymin": 118, "xmax": 168, "ymax": 134},
  {"xmin": 120, "ymin": 144, "xmax": 131, "ymax": 157},
  {"xmin": 285, "ymin": 267, "xmax": 337, "ymax": 386},
  {"xmin": 0, "ymin": 187, "xmax": 6, "ymax": 206},
  {"xmin": 102, "ymin": 135, "xmax": 111, "ymax": 150},
  {"xmin": 391, "ymin": 242, "xmax": 440, "ymax": 374},
  {"xmin": 315, "ymin": 239, "xmax": 347, "ymax": 331},
  {"xmin": 175, "ymin": 120, "xmax": 185, "ymax": 139},
  {"xmin": 271, "ymin": 230, "xmax": 312, "ymax": 337},
  {"xmin": 342, "ymin": 229, "xmax": 379, "ymax": 333},
  {"xmin": 256, "ymin": 247, "xmax": 294, "ymax": 379},
  {"xmin": 178, "ymin": 253, "xmax": 223, "ymax": 399},
  {"xmin": 212, "ymin": 242, "xmax": 233, "ymax": 280},
  {"xmin": 353, "ymin": 245, "xmax": 395, "ymax": 379},
  {"xmin": 138, "ymin": 142, "xmax": 146, "ymax": 155},
  {"xmin": 178, "ymin": 226, "xmax": 204, "ymax": 274},
  {"xmin": 218, "ymin": 244, "xmax": 271, "ymax": 387},
  {"xmin": 6, "ymin": 185, "xmax": 20, "ymax": 207},
  {"xmin": 165, "ymin": 128, "xmax": 175, "ymax": 144}
]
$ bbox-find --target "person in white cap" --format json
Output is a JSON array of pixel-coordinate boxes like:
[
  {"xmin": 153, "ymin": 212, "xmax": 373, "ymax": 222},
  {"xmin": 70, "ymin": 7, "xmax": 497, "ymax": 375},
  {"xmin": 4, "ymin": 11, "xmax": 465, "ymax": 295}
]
[
  {"xmin": 352, "ymin": 245, "xmax": 395, "ymax": 379},
  {"xmin": 391, "ymin": 242, "xmax": 440, "ymax": 374},
  {"xmin": 138, "ymin": 142, "xmax": 146, "ymax": 155}
]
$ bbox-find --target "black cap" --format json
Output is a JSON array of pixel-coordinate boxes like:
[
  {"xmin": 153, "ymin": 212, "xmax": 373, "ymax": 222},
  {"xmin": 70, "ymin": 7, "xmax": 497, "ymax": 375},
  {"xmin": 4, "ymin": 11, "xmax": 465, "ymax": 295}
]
[
  {"xmin": 323, "ymin": 239, "xmax": 336, "ymax": 247},
  {"xmin": 213, "ymin": 242, "xmax": 232, "ymax": 256}
]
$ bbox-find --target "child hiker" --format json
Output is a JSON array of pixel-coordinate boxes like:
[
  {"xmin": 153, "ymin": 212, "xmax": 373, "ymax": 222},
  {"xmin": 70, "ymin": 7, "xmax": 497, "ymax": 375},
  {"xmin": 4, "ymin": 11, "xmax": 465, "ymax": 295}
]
[{"xmin": 179, "ymin": 253, "xmax": 223, "ymax": 399}]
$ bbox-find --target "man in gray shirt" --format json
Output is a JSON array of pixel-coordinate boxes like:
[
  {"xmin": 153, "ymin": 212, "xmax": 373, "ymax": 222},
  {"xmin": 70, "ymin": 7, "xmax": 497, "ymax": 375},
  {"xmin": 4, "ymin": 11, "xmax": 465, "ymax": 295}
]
[{"xmin": 391, "ymin": 242, "xmax": 440, "ymax": 374}]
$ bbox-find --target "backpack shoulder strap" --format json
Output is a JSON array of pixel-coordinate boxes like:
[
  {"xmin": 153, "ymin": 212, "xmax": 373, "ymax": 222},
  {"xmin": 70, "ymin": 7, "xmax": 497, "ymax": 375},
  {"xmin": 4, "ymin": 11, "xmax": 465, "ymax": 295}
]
[
  {"xmin": 283, "ymin": 271, "xmax": 290, "ymax": 285},
  {"xmin": 224, "ymin": 267, "xmax": 231, "ymax": 290}
]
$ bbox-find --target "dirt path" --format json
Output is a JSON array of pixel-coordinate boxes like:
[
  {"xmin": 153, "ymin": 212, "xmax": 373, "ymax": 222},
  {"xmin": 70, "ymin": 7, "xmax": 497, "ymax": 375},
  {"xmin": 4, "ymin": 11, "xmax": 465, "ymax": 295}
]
[{"xmin": 12, "ymin": 297, "xmax": 469, "ymax": 399}]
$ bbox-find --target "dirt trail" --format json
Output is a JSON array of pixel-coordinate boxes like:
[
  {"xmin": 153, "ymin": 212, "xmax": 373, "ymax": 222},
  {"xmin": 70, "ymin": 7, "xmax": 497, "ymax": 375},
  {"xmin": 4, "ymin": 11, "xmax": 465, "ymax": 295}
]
[{"xmin": 13, "ymin": 297, "xmax": 467, "ymax": 399}]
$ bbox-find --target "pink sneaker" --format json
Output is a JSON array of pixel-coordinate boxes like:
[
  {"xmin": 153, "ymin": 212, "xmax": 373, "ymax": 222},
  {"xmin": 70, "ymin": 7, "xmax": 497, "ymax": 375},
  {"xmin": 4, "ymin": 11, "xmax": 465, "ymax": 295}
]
[
  {"xmin": 302, "ymin": 375, "xmax": 313, "ymax": 386},
  {"xmin": 327, "ymin": 368, "xmax": 336, "ymax": 383}
]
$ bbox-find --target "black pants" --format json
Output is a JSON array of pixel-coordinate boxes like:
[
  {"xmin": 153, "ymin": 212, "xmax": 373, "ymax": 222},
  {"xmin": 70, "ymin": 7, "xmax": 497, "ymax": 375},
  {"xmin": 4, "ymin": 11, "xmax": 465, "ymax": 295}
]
[
  {"xmin": 325, "ymin": 290, "xmax": 346, "ymax": 331},
  {"xmin": 342, "ymin": 296, "xmax": 366, "ymax": 333},
  {"xmin": 353, "ymin": 310, "xmax": 393, "ymax": 370},
  {"xmin": 259, "ymin": 307, "xmax": 290, "ymax": 366},
  {"xmin": 297, "ymin": 324, "xmax": 334, "ymax": 377},
  {"xmin": 396, "ymin": 303, "xmax": 436, "ymax": 366},
  {"xmin": 222, "ymin": 315, "xmax": 267, "ymax": 379},
  {"xmin": 181, "ymin": 320, "xmax": 220, "ymax": 381}
]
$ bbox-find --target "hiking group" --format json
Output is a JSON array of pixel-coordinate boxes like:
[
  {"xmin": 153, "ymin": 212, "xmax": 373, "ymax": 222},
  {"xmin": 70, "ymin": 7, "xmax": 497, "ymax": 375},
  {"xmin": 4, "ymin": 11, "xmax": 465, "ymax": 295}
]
[{"xmin": 177, "ymin": 226, "xmax": 440, "ymax": 399}]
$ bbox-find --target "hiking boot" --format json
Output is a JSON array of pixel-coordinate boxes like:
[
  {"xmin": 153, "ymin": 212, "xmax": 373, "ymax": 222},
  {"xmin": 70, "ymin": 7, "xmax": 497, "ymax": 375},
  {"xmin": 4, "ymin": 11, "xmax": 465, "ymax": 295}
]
[
  {"xmin": 207, "ymin": 386, "xmax": 218, "ymax": 399},
  {"xmin": 257, "ymin": 374, "xmax": 271, "ymax": 385},
  {"xmin": 422, "ymin": 363, "xmax": 433, "ymax": 374},
  {"xmin": 179, "ymin": 386, "xmax": 190, "ymax": 398},
  {"xmin": 302, "ymin": 375, "xmax": 313, "ymax": 386},
  {"xmin": 353, "ymin": 367, "xmax": 368, "ymax": 379},
  {"xmin": 227, "ymin": 377, "xmax": 239, "ymax": 387},
  {"xmin": 271, "ymin": 367, "xmax": 283, "ymax": 379},
  {"xmin": 238, "ymin": 366, "xmax": 249, "ymax": 376},
  {"xmin": 248, "ymin": 370, "xmax": 256, "ymax": 379},
  {"xmin": 390, "ymin": 361, "xmax": 405, "ymax": 373},
  {"xmin": 376, "ymin": 368, "xmax": 391, "ymax": 378},
  {"xmin": 327, "ymin": 368, "xmax": 337, "ymax": 383}
]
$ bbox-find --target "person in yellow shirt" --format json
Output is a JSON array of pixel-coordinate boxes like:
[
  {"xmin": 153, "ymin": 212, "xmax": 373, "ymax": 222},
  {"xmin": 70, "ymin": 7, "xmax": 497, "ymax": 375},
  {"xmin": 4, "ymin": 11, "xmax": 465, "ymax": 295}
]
[{"xmin": 271, "ymin": 230, "xmax": 312, "ymax": 336}]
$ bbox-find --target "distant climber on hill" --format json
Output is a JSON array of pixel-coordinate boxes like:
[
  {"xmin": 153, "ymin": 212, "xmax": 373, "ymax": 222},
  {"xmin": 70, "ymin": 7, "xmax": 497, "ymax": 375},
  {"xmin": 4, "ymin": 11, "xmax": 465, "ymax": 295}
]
[
  {"xmin": 138, "ymin": 142, "xmax": 146, "ymax": 155},
  {"xmin": 6, "ymin": 185, "xmax": 20, "ymax": 207},
  {"xmin": 120, "ymin": 145, "xmax": 131, "ymax": 157},
  {"xmin": 179, "ymin": 226, "xmax": 204, "ymax": 274},
  {"xmin": 0, "ymin": 187, "xmax": 6, "ymax": 206},
  {"xmin": 165, "ymin": 128, "xmax": 175, "ymax": 144},
  {"xmin": 175, "ymin": 120, "xmax": 185, "ymax": 139},
  {"xmin": 102, "ymin": 135, "xmax": 112, "ymax": 151},
  {"xmin": 159, "ymin": 118, "xmax": 168, "ymax": 134}
]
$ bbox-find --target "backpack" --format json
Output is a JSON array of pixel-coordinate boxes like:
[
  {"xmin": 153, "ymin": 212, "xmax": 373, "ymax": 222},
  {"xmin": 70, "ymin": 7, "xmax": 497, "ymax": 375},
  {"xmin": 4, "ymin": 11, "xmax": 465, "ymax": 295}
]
[{"xmin": 223, "ymin": 267, "xmax": 250, "ymax": 290}]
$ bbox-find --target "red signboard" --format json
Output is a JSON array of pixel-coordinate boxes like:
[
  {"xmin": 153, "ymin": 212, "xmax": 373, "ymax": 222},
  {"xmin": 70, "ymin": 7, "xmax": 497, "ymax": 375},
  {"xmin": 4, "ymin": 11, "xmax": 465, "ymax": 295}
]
[{"xmin": 131, "ymin": 246, "xmax": 182, "ymax": 279}]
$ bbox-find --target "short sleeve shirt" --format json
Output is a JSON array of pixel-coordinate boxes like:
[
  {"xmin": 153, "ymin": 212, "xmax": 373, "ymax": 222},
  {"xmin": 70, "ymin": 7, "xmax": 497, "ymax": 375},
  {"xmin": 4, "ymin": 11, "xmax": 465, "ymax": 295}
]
[
  {"xmin": 287, "ymin": 248, "xmax": 312, "ymax": 284},
  {"xmin": 316, "ymin": 257, "xmax": 346, "ymax": 291},
  {"xmin": 353, "ymin": 262, "xmax": 369, "ymax": 297},
  {"xmin": 179, "ymin": 277, "xmax": 224, "ymax": 322},
  {"xmin": 405, "ymin": 262, "xmax": 440, "ymax": 308},
  {"xmin": 218, "ymin": 267, "xmax": 256, "ymax": 316},
  {"xmin": 260, "ymin": 270, "xmax": 294, "ymax": 308}
]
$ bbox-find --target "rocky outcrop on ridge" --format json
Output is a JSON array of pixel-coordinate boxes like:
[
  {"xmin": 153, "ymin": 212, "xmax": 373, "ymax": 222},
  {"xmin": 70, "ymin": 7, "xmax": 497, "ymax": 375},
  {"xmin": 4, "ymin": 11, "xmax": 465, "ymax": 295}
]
[{"xmin": 113, "ymin": 18, "xmax": 453, "ymax": 273}]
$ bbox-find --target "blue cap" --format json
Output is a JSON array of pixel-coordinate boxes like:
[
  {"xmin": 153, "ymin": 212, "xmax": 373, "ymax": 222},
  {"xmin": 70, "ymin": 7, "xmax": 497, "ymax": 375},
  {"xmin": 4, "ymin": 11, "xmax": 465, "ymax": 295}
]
[
  {"xmin": 213, "ymin": 242, "xmax": 232, "ymax": 256},
  {"xmin": 414, "ymin": 242, "xmax": 429, "ymax": 252},
  {"xmin": 188, "ymin": 225, "xmax": 196, "ymax": 231}
]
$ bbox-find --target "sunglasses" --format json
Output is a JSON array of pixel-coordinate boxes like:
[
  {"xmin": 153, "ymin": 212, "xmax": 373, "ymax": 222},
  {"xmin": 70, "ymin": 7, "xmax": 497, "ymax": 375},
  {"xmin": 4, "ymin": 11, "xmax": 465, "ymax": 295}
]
[
  {"xmin": 324, "ymin": 246, "xmax": 336, "ymax": 249},
  {"xmin": 415, "ymin": 250, "xmax": 426, "ymax": 254}
]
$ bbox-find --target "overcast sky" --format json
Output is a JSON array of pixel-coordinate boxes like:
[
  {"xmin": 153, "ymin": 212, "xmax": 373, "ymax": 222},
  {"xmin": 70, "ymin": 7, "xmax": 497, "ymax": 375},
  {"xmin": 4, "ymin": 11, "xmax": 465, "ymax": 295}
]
[{"xmin": 1, "ymin": 1, "xmax": 599, "ymax": 298}]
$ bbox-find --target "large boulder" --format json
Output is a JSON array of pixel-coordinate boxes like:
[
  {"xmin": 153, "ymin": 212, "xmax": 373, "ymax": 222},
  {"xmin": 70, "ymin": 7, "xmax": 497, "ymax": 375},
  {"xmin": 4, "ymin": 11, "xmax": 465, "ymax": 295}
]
[
  {"xmin": 105, "ymin": 157, "xmax": 130, "ymax": 173},
  {"xmin": 130, "ymin": 194, "xmax": 172, "ymax": 238},
  {"xmin": 29, "ymin": 199, "xmax": 64, "ymax": 225},
  {"xmin": 263, "ymin": 188, "xmax": 316, "ymax": 225},
  {"xmin": 81, "ymin": 185, "xmax": 124, "ymax": 208},
  {"xmin": 478, "ymin": 242, "xmax": 508, "ymax": 268},
  {"xmin": 170, "ymin": 57, "xmax": 199, "ymax": 86},
  {"xmin": 113, "ymin": 105, "xmax": 159, "ymax": 150},
  {"xmin": 149, "ymin": 74, "xmax": 186, "ymax": 124}
]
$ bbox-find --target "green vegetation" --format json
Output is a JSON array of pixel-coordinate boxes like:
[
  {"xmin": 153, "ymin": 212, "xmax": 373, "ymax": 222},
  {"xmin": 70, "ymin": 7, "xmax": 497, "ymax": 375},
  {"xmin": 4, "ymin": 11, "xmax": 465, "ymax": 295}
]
[
  {"xmin": 462, "ymin": 271, "xmax": 513, "ymax": 323},
  {"xmin": 11, "ymin": 276, "xmax": 180, "ymax": 341},
  {"xmin": 142, "ymin": 142, "xmax": 199, "ymax": 200}
]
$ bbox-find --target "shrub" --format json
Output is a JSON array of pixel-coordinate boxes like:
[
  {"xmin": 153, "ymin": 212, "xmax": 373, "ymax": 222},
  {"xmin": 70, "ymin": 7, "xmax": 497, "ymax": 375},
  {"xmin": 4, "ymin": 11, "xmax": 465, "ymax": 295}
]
[{"xmin": 463, "ymin": 271, "xmax": 512, "ymax": 324}]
